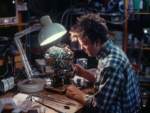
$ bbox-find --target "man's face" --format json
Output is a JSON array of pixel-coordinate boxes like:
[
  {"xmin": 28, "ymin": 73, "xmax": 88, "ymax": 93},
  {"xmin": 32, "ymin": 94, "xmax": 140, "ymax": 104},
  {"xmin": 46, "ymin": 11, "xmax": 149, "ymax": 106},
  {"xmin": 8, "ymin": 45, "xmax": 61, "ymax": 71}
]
[{"xmin": 78, "ymin": 38, "xmax": 99, "ymax": 57}]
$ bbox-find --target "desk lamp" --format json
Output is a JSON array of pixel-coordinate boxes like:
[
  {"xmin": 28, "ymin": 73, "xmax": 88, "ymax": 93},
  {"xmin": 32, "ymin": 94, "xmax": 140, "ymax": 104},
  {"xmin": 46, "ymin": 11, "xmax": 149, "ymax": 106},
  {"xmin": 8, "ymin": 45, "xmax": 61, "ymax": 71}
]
[{"xmin": 14, "ymin": 15, "xmax": 67, "ymax": 93}]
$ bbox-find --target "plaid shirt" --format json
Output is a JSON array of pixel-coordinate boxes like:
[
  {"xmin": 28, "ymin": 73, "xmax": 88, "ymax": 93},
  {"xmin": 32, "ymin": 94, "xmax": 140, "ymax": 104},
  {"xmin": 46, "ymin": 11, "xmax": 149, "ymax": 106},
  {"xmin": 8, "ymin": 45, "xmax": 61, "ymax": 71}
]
[{"xmin": 85, "ymin": 41, "xmax": 142, "ymax": 113}]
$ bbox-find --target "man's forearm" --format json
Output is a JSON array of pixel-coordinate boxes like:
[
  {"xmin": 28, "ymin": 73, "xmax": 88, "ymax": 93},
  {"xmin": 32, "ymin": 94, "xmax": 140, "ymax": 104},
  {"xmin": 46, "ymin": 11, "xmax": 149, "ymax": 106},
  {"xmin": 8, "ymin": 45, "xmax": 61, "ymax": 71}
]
[
  {"xmin": 81, "ymin": 70, "xmax": 95, "ymax": 83},
  {"xmin": 75, "ymin": 91, "xmax": 87, "ymax": 106}
]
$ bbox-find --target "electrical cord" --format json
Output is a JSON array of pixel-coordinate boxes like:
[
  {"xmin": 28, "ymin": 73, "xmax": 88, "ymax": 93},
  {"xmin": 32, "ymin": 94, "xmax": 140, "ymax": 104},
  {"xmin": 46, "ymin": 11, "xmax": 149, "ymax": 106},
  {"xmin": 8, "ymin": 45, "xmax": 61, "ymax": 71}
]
[
  {"xmin": 95, "ymin": 0, "xmax": 119, "ymax": 13},
  {"xmin": 105, "ymin": 13, "xmax": 130, "ymax": 25},
  {"xmin": 60, "ymin": 2, "xmax": 130, "ymax": 29},
  {"xmin": 61, "ymin": 9, "xmax": 70, "ymax": 24},
  {"xmin": 30, "ymin": 0, "xmax": 69, "ymax": 19},
  {"xmin": 0, "ymin": 48, "xmax": 9, "ymax": 59},
  {"xmin": 7, "ymin": 59, "xmax": 13, "ymax": 74},
  {"xmin": 61, "ymin": 2, "xmax": 88, "ymax": 25},
  {"xmin": 0, "ymin": 63, "xmax": 9, "ymax": 78},
  {"xmin": 141, "ymin": 53, "xmax": 150, "ymax": 66},
  {"xmin": 57, "ymin": 2, "xmax": 88, "ymax": 45},
  {"xmin": 15, "ymin": 69, "xmax": 21, "ymax": 80},
  {"xmin": 133, "ymin": 67, "xmax": 149, "ymax": 76}
]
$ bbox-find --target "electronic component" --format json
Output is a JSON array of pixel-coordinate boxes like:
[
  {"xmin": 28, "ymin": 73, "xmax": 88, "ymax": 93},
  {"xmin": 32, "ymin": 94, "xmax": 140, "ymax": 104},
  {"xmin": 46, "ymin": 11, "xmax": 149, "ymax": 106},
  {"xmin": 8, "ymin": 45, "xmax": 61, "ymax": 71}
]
[
  {"xmin": 76, "ymin": 58, "xmax": 88, "ymax": 69},
  {"xmin": 0, "ymin": 77, "xmax": 14, "ymax": 92},
  {"xmin": 45, "ymin": 44, "xmax": 78, "ymax": 87},
  {"xmin": 35, "ymin": 59, "xmax": 54, "ymax": 74},
  {"xmin": 45, "ymin": 45, "xmax": 76, "ymax": 77},
  {"xmin": 143, "ymin": 28, "xmax": 150, "ymax": 47},
  {"xmin": 0, "ymin": 0, "xmax": 18, "ymax": 25},
  {"xmin": 111, "ymin": 16, "xmax": 123, "ymax": 23}
]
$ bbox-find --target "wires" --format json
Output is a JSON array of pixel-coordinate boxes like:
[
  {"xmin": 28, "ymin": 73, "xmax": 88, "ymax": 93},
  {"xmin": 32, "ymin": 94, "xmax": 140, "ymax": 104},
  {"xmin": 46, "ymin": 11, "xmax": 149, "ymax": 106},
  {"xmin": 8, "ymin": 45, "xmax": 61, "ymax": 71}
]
[
  {"xmin": 30, "ymin": 0, "xmax": 130, "ymax": 27},
  {"xmin": 14, "ymin": 68, "xmax": 21, "ymax": 80},
  {"xmin": 105, "ymin": 13, "xmax": 130, "ymax": 25},
  {"xmin": 60, "ymin": 1, "xmax": 130, "ymax": 30},
  {"xmin": 0, "ymin": 63, "xmax": 9, "ymax": 78}
]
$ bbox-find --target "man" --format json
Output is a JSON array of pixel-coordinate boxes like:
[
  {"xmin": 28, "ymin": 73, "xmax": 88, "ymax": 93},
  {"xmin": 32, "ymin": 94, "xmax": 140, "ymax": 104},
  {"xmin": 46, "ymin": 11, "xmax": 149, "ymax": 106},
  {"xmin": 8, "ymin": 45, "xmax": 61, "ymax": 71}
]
[{"xmin": 66, "ymin": 13, "xmax": 143, "ymax": 113}]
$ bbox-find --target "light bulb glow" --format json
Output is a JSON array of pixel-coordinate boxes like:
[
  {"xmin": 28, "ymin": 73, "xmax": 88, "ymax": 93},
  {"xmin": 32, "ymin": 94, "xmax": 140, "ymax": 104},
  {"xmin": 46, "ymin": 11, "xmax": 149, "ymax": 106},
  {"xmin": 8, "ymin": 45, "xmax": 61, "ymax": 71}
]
[
  {"xmin": 40, "ymin": 31, "xmax": 67, "ymax": 46},
  {"xmin": 4, "ymin": 19, "xmax": 8, "ymax": 23},
  {"xmin": 144, "ymin": 30, "xmax": 148, "ymax": 34}
]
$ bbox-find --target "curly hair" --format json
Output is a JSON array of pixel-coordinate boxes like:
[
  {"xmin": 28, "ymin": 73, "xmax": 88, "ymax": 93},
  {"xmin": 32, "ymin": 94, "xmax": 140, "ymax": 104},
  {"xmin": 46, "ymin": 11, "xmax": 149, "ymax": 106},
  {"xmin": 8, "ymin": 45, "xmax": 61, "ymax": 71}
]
[{"xmin": 70, "ymin": 13, "xmax": 108, "ymax": 45}]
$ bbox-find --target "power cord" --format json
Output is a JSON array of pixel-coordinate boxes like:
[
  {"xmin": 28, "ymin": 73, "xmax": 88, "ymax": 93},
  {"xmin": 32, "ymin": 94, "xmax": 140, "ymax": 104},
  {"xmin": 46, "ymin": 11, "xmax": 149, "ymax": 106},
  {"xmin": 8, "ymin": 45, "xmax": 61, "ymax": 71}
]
[{"xmin": 0, "ymin": 48, "xmax": 9, "ymax": 59}]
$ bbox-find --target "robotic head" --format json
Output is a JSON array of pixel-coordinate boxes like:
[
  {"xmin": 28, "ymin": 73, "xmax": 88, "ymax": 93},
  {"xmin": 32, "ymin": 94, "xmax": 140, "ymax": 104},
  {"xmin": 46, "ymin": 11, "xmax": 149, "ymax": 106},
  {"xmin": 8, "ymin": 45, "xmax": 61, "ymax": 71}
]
[{"xmin": 45, "ymin": 44, "xmax": 78, "ymax": 79}]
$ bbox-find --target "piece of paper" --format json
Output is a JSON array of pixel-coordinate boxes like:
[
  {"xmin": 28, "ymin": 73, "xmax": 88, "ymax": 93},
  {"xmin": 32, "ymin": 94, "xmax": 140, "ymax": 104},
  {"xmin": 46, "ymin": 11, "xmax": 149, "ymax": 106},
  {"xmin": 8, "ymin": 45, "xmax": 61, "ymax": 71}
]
[{"xmin": 13, "ymin": 93, "xmax": 39, "ymax": 105}]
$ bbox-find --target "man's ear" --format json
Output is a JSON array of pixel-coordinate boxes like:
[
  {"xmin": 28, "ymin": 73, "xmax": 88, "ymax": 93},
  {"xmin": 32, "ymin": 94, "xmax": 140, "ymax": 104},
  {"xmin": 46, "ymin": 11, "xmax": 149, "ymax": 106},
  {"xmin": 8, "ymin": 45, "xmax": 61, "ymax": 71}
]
[{"xmin": 96, "ymin": 39, "xmax": 101, "ymax": 46}]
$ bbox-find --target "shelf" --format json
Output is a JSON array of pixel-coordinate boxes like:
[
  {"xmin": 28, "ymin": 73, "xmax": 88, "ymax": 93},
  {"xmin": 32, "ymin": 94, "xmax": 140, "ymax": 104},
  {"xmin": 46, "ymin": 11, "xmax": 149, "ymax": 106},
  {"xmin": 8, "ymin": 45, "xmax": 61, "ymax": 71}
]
[
  {"xmin": 132, "ymin": 13, "xmax": 150, "ymax": 15},
  {"xmin": 142, "ymin": 48, "xmax": 150, "ymax": 50},
  {"xmin": 0, "ymin": 23, "xmax": 28, "ymax": 28},
  {"xmin": 127, "ymin": 47, "xmax": 141, "ymax": 49},
  {"xmin": 140, "ymin": 83, "xmax": 150, "ymax": 87},
  {"xmin": 72, "ymin": 12, "xmax": 122, "ymax": 16},
  {"xmin": 127, "ymin": 47, "xmax": 150, "ymax": 50}
]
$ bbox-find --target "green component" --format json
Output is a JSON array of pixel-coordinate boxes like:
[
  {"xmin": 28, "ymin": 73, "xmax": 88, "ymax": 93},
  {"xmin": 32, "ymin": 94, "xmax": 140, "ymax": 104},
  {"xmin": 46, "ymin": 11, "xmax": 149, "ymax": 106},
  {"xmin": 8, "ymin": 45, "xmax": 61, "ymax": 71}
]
[
  {"xmin": 146, "ymin": 0, "xmax": 149, "ymax": 12},
  {"xmin": 134, "ymin": 0, "xmax": 140, "ymax": 12}
]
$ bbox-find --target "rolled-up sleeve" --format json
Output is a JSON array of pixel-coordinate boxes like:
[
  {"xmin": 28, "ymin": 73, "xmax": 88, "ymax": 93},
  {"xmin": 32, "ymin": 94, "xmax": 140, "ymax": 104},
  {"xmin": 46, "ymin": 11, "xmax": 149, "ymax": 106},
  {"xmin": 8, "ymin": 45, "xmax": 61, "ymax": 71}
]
[{"xmin": 84, "ymin": 67, "xmax": 125, "ymax": 112}]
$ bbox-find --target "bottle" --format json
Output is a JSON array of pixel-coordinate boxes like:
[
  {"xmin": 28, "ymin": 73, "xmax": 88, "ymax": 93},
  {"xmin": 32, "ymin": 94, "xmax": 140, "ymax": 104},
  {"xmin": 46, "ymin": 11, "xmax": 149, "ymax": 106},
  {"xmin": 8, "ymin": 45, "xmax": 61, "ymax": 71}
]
[
  {"xmin": 128, "ymin": 0, "xmax": 134, "ymax": 13},
  {"xmin": 134, "ymin": 0, "xmax": 140, "ymax": 12},
  {"xmin": 140, "ymin": 0, "xmax": 146, "ymax": 12}
]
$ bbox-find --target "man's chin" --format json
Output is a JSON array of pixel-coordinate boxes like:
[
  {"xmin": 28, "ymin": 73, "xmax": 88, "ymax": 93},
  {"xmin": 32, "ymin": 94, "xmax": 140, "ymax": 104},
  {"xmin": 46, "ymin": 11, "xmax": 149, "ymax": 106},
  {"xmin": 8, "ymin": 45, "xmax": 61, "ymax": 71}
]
[
  {"xmin": 87, "ymin": 53, "xmax": 95, "ymax": 57},
  {"xmin": 85, "ymin": 52, "xmax": 94, "ymax": 57},
  {"xmin": 87, "ymin": 54, "xmax": 92, "ymax": 57}
]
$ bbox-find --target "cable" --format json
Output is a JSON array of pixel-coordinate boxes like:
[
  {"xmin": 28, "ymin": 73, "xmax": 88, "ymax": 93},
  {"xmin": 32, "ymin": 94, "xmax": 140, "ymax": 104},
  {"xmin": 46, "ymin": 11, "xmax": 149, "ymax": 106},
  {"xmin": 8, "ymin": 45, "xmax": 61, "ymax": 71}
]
[
  {"xmin": 0, "ymin": 48, "xmax": 9, "ymax": 59},
  {"xmin": 57, "ymin": 2, "xmax": 88, "ymax": 45},
  {"xmin": 141, "ymin": 53, "xmax": 150, "ymax": 66},
  {"xmin": 7, "ymin": 62, "xmax": 13, "ymax": 74},
  {"xmin": 95, "ymin": 0, "xmax": 119, "ymax": 13},
  {"xmin": 61, "ymin": 9, "xmax": 70, "ymax": 24},
  {"xmin": 61, "ymin": 2, "xmax": 88, "ymax": 25},
  {"xmin": 0, "ymin": 63, "xmax": 9, "ymax": 78},
  {"xmin": 15, "ymin": 69, "xmax": 21, "ymax": 80},
  {"xmin": 30, "ymin": 0, "xmax": 69, "ymax": 19},
  {"xmin": 133, "ymin": 67, "xmax": 149, "ymax": 76},
  {"xmin": 105, "ymin": 13, "xmax": 130, "ymax": 25}
]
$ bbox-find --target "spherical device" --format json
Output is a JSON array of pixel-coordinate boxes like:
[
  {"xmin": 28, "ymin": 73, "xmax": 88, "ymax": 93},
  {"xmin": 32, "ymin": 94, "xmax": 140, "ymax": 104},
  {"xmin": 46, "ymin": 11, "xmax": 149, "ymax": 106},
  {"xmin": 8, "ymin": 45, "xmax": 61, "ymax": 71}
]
[{"xmin": 45, "ymin": 44, "xmax": 78, "ymax": 78}]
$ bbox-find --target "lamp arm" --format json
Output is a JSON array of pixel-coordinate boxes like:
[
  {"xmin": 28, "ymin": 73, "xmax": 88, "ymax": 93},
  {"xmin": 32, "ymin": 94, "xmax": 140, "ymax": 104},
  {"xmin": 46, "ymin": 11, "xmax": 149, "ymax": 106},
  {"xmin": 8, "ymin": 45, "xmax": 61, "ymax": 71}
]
[{"xmin": 14, "ymin": 24, "xmax": 43, "ymax": 80}]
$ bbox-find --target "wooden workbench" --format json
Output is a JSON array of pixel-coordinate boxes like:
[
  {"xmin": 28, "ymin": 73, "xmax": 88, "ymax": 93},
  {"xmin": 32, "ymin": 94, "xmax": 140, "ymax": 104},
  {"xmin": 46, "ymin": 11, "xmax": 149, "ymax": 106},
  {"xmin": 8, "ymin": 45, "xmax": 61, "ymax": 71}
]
[{"xmin": 1, "ymin": 87, "xmax": 94, "ymax": 113}]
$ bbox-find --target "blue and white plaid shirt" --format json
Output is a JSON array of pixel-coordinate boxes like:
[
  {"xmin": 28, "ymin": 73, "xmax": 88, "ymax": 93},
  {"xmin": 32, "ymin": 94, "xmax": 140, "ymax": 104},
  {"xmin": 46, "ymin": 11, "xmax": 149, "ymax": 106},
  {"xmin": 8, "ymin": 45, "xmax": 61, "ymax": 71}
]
[{"xmin": 85, "ymin": 41, "xmax": 142, "ymax": 113}]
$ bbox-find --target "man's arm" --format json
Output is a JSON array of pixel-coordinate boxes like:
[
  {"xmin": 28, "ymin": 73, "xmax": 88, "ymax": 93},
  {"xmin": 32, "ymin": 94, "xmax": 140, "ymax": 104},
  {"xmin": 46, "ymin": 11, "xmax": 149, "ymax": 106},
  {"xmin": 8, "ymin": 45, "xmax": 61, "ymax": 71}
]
[
  {"xmin": 85, "ymin": 67, "xmax": 125, "ymax": 112},
  {"xmin": 66, "ymin": 67, "xmax": 125, "ymax": 112},
  {"xmin": 75, "ymin": 64, "xmax": 95, "ymax": 83},
  {"xmin": 66, "ymin": 85, "xmax": 86, "ymax": 105}
]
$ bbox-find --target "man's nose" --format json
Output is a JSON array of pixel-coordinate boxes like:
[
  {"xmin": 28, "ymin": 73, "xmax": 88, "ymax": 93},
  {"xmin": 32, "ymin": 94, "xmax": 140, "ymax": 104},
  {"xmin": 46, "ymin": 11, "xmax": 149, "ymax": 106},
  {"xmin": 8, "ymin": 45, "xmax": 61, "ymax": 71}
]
[{"xmin": 81, "ymin": 45, "xmax": 84, "ymax": 50}]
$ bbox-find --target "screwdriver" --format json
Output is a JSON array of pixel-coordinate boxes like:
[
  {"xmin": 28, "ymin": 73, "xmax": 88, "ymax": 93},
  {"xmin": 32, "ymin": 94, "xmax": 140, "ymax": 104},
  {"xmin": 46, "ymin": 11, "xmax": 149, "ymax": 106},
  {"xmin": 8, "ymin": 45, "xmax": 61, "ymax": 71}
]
[
  {"xmin": 33, "ymin": 98, "xmax": 66, "ymax": 113},
  {"xmin": 44, "ymin": 100, "xmax": 70, "ymax": 109}
]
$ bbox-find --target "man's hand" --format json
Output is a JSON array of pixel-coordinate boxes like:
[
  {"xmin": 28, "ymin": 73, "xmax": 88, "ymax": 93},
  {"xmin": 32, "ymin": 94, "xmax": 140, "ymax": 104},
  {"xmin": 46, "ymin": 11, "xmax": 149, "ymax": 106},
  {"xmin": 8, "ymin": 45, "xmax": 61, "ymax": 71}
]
[
  {"xmin": 75, "ymin": 64, "xmax": 95, "ymax": 83},
  {"xmin": 66, "ymin": 85, "xmax": 86, "ymax": 106},
  {"xmin": 75, "ymin": 64, "xmax": 86, "ymax": 77}
]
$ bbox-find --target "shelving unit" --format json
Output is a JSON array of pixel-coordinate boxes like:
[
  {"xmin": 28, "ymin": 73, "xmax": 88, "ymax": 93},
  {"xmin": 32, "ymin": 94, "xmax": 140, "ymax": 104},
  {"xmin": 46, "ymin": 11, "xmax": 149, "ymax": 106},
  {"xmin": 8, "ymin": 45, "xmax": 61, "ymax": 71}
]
[
  {"xmin": 124, "ymin": 1, "xmax": 150, "ymax": 86},
  {"xmin": 0, "ymin": 12, "xmax": 28, "ymax": 69}
]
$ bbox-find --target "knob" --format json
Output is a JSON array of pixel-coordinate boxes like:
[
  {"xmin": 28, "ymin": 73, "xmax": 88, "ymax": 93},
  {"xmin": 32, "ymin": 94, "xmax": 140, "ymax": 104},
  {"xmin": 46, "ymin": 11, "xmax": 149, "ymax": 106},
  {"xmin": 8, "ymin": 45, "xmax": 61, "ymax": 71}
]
[
  {"xmin": 12, "ymin": 18, "xmax": 16, "ymax": 22},
  {"xmin": 4, "ymin": 19, "xmax": 8, "ymax": 23}
]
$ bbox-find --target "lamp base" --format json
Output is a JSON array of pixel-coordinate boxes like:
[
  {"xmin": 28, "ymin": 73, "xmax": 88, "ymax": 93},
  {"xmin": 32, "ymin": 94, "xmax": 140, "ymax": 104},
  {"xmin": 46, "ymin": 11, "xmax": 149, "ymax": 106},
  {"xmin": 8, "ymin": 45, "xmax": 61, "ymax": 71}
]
[{"xmin": 17, "ymin": 78, "xmax": 45, "ymax": 93}]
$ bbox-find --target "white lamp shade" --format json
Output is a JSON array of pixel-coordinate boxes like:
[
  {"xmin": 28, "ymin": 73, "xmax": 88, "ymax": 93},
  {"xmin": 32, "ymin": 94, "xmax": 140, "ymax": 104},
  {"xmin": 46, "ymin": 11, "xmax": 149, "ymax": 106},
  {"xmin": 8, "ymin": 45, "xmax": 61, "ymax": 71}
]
[{"xmin": 38, "ymin": 23, "xmax": 67, "ymax": 46}]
